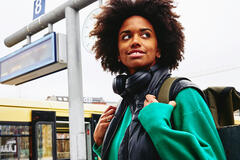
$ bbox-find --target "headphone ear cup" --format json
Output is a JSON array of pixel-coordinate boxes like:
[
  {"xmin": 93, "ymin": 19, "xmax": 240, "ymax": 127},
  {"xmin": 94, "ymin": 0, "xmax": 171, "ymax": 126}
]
[
  {"xmin": 113, "ymin": 75, "xmax": 128, "ymax": 95},
  {"xmin": 125, "ymin": 71, "xmax": 152, "ymax": 94}
]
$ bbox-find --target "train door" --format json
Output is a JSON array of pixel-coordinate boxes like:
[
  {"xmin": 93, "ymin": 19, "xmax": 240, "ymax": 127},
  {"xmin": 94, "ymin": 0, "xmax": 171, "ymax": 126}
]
[{"xmin": 32, "ymin": 110, "xmax": 57, "ymax": 160}]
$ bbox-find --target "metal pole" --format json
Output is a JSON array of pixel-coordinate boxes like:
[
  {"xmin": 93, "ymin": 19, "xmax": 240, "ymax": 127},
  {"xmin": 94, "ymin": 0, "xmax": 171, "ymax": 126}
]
[
  {"xmin": 99, "ymin": 0, "xmax": 103, "ymax": 6},
  {"xmin": 26, "ymin": 35, "xmax": 31, "ymax": 45},
  {"xmin": 65, "ymin": 6, "xmax": 86, "ymax": 160},
  {"xmin": 4, "ymin": 0, "xmax": 96, "ymax": 48},
  {"xmin": 48, "ymin": 23, "xmax": 53, "ymax": 33}
]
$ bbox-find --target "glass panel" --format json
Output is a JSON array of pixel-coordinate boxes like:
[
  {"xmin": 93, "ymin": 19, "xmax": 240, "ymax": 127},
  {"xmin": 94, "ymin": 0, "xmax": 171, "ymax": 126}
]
[
  {"xmin": 0, "ymin": 137, "xmax": 17, "ymax": 159},
  {"xmin": 0, "ymin": 124, "xmax": 30, "ymax": 159},
  {"xmin": 0, "ymin": 125, "xmax": 29, "ymax": 136},
  {"xmin": 18, "ymin": 137, "xmax": 30, "ymax": 160},
  {"xmin": 0, "ymin": 137, "xmax": 30, "ymax": 160},
  {"xmin": 56, "ymin": 133, "xmax": 70, "ymax": 159},
  {"xmin": 20, "ymin": 125, "xmax": 30, "ymax": 135},
  {"xmin": 85, "ymin": 122, "xmax": 92, "ymax": 160},
  {"xmin": 37, "ymin": 124, "xmax": 53, "ymax": 160}
]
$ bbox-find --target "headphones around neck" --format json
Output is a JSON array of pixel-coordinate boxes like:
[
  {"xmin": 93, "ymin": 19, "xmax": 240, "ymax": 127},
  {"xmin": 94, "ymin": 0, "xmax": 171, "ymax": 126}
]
[
  {"xmin": 113, "ymin": 71, "xmax": 152, "ymax": 97},
  {"xmin": 112, "ymin": 64, "xmax": 161, "ymax": 97}
]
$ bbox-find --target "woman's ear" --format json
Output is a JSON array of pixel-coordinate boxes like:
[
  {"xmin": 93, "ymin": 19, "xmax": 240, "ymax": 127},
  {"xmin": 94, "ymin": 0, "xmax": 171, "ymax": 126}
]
[
  {"xmin": 118, "ymin": 56, "xmax": 121, "ymax": 62},
  {"xmin": 156, "ymin": 49, "xmax": 161, "ymax": 58}
]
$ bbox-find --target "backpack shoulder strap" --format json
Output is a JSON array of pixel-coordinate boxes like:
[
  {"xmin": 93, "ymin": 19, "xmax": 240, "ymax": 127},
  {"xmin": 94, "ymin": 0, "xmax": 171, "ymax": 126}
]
[
  {"xmin": 157, "ymin": 77, "xmax": 180, "ymax": 103},
  {"xmin": 158, "ymin": 77, "xmax": 205, "ymax": 104}
]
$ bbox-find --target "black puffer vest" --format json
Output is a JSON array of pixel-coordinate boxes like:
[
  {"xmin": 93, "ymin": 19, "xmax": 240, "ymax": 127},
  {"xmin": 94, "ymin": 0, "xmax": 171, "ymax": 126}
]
[{"xmin": 100, "ymin": 66, "xmax": 201, "ymax": 160}]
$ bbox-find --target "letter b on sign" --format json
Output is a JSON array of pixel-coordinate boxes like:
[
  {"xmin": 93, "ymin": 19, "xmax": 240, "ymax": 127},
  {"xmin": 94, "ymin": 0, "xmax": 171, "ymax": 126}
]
[{"xmin": 33, "ymin": 0, "xmax": 45, "ymax": 20}]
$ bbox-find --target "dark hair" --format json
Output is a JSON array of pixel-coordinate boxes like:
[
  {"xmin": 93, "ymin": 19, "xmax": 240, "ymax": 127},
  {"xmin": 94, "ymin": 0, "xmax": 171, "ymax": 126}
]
[{"xmin": 90, "ymin": 0, "xmax": 184, "ymax": 74}]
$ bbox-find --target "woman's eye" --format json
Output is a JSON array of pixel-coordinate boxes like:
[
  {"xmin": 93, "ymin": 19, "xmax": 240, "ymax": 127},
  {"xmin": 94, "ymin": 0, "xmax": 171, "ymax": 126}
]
[
  {"xmin": 122, "ymin": 35, "xmax": 131, "ymax": 40},
  {"xmin": 142, "ymin": 33, "xmax": 150, "ymax": 38}
]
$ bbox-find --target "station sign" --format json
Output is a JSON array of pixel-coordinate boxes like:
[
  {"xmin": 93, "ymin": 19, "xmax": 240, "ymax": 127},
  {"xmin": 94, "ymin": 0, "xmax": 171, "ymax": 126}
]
[
  {"xmin": 0, "ymin": 32, "xmax": 67, "ymax": 85},
  {"xmin": 33, "ymin": 0, "xmax": 45, "ymax": 20}
]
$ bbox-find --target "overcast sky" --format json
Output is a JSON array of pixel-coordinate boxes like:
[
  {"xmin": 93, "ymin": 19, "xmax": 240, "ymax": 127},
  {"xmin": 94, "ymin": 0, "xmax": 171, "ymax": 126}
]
[{"xmin": 0, "ymin": 0, "xmax": 240, "ymax": 102}]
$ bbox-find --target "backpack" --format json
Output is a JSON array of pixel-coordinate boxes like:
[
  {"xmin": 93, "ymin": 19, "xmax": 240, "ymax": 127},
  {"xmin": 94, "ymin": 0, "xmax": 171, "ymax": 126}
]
[{"xmin": 157, "ymin": 77, "xmax": 240, "ymax": 160}]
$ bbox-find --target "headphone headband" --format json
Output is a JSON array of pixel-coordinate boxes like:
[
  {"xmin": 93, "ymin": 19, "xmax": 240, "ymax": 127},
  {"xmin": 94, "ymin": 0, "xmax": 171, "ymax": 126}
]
[{"xmin": 113, "ymin": 64, "xmax": 162, "ymax": 97}]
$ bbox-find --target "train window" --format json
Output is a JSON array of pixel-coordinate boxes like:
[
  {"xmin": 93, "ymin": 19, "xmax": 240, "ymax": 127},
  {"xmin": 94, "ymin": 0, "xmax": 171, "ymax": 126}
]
[
  {"xmin": 0, "ymin": 124, "xmax": 30, "ymax": 160},
  {"xmin": 56, "ymin": 133, "xmax": 70, "ymax": 159},
  {"xmin": 0, "ymin": 125, "xmax": 29, "ymax": 135},
  {"xmin": 36, "ymin": 122, "xmax": 54, "ymax": 160}
]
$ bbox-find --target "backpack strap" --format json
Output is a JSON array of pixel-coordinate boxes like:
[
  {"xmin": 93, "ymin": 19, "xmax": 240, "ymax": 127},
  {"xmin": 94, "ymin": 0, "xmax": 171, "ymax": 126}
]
[
  {"xmin": 157, "ymin": 77, "xmax": 206, "ymax": 103},
  {"xmin": 157, "ymin": 77, "xmax": 179, "ymax": 103}
]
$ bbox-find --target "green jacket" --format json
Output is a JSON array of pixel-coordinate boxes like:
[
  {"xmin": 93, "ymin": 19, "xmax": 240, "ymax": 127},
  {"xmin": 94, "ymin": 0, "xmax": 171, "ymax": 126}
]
[{"xmin": 94, "ymin": 88, "xmax": 226, "ymax": 160}]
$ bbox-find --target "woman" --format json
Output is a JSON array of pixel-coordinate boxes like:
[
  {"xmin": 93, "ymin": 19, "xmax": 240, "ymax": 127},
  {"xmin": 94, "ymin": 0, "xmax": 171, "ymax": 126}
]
[{"xmin": 90, "ymin": 0, "xmax": 226, "ymax": 159}]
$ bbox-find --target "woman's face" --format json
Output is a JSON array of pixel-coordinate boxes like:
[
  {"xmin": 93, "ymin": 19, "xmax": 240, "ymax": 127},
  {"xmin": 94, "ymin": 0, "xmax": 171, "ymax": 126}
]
[{"xmin": 118, "ymin": 15, "xmax": 160, "ymax": 74}]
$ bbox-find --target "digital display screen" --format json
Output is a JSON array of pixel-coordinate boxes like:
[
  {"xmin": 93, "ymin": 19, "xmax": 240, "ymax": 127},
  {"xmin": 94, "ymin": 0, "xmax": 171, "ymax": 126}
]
[{"xmin": 0, "ymin": 32, "xmax": 56, "ymax": 83}]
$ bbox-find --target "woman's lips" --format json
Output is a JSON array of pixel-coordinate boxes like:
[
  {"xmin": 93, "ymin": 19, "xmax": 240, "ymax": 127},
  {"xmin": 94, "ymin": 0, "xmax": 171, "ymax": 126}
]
[
  {"xmin": 128, "ymin": 51, "xmax": 145, "ymax": 58},
  {"xmin": 127, "ymin": 50, "xmax": 145, "ymax": 58}
]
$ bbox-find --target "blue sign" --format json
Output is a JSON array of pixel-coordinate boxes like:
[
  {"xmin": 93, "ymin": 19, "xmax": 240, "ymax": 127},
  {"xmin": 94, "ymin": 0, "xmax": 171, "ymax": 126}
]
[
  {"xmin": 33, "ymin": 0, "xmax": 45, "ymax": 20},
  {"xmin": 0, "ymin": 33, "xmax": 57, "ymax": 85}
]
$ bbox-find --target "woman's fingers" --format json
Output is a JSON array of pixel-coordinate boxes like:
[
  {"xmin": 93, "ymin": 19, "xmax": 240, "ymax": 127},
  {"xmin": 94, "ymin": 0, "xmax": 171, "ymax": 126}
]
[
  {"xmin": 93, "ymin": 106, "xmax": 117, "ymax": 146},
  {"xmin": 101, "ymin": 108, "xmax": 116, "ymax": 117},
  {"xmin": 101, "ymin": 106, "xmax": 116, "ymax": 118},
  {"xmin": 145, "ymin": 94, "xmax": 158, "ymax": 103},
  {"xmin": 144, "ymin": 94, "xmax": 158, "ymax": 107},
  {"xmin": 100, "ymin": 114, "xmax": 114, "ymax": 123},
  {"xmin": 103, "ymin": 105, "xmax": 117, "ymax": 114},
  {"xmin": 101, "ymin": 106, "xmax": 116, "ymax": 123},
  {"xmin": 144, "ymin": 94, "xmax": 176, "ymax": 108},
  {"xmin": 168, "ymin": 101, "xmax": 176, "ymax": 107}
]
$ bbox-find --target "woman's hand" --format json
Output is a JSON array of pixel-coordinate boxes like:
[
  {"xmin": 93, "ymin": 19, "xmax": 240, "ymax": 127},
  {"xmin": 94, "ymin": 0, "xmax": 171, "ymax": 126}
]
[
  {"xmin": 93, "ymin": 106, "xmax": 117, "ymax": 146},
  {"xmin": 144, "ymin": 94, "xmax": 176, "ymax": 107}
]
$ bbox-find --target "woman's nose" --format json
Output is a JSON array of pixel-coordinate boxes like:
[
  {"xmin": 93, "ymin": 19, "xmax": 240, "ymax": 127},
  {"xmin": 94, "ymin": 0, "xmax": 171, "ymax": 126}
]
[{"xmin": 131, "ymin": 35, "xmax": 141, "ymax": 48}]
